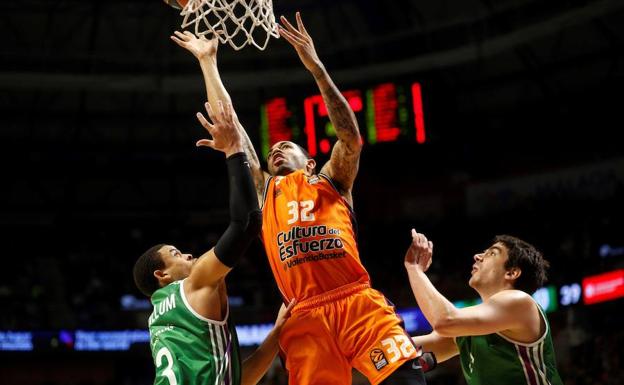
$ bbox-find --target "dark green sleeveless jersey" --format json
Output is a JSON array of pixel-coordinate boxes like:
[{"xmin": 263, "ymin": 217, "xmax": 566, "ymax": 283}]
[
  {"xmin": 456, "ymin": 302, "xmax": 563, "ymax": 385},
  {"xmin": 148, "ymin": 279, "xmax": 242, "ymax": 385}
]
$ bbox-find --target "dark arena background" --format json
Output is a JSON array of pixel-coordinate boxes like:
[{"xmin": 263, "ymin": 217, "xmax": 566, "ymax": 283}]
[{"xmin": 2, "ymin": 1, "xmax": 624, "ymax": 384}]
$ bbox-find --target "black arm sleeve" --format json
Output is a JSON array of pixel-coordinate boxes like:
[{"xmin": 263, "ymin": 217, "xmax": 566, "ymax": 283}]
[{"xmin": 214, "ymin": 152, "xmax": 262, "ymax": 267}]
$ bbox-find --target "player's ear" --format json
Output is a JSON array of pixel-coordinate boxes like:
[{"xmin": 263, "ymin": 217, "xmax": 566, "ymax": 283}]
[
  {"xmin": 154, "ymin": 269, "xmax": 169, "ymax": 285},
  {"xmin": 306, "ymin": 158, "xmax": 316, "ymax": 174},
  {"xmin": 505, "ymin": 267, "xmax": 521, "ymax": 283}
]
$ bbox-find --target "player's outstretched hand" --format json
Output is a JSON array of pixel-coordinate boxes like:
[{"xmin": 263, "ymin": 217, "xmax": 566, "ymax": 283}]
[
  {"xmin": 171, "ymin": 30, "xmax": 218, "ymax": 60},
  {"xmin": 404, "ymin": 229, "xmax": 434, "ymax": 272},
  {"xmin": 196, "ymin": 101, "xmax": 244, "ymax": 157},
  {"xmin": 278, "ymin": 12, "xmax": 324, "ymax": 76},
  {"xmin": 274, "ymin": 299, "xmax": 297, "ymax": 331}
]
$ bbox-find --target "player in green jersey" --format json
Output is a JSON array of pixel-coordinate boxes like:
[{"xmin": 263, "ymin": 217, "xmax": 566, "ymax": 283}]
[
  {"xmin": 133, "ymin": 101, "xmax": 295, "ymax": 385},
  {"xmin": 405, "ymin": 230, "xmax": 563, "ymax": 385}
]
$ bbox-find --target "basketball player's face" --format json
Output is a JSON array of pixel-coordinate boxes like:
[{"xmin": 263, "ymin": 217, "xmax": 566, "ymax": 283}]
[
  {"xmin": 267, "ymin": 141, "xmax": 309, "ymax": 176},
  {"xmin": 468, "ymin": 242, "xmax": 510, "ymax": 290},
  {"xmin": 159, "ymin": 245, "xmax": 196, "ymax": 282}
]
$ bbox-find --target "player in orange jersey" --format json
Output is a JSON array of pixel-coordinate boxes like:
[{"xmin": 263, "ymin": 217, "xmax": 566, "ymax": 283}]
[{"xmin": 171, "ymin": 12, "xmax": 429, "ymax": 385}]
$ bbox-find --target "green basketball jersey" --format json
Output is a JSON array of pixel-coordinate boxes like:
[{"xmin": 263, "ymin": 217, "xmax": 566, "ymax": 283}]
[
  {"xmin": 148, "ymin": 279, "xmax": 242, "ymax": 385},
  {"xmin": 456, "ymin": 302, "xmax": 563, "ymax": 385}
]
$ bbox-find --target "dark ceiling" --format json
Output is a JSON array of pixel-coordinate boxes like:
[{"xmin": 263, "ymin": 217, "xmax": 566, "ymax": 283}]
[{"xmin": 1, "ymin": 0, "xmax": 623, "ymax": 254}]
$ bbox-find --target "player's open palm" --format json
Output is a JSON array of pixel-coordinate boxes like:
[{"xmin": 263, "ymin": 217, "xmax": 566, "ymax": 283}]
[
  {"xmin": 278, "ymin": 12, "xmax": 322, "ymax": 74},
  {"xmin": 171, "ymin": 30, "xmax": 218, "ymax": 60},
  {"xmin": 405, "ymin": 229, "xmax": 434, "ymax": 272},
  {"xmin": 196, "ymin": 101, "xmax": 243, "ymax": 157}
]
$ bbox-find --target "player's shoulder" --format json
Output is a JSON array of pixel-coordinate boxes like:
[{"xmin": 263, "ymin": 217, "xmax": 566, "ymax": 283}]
[
  {"xmin": 488, "ymin": 289, "xmax": 535, "ymax": 310},
  {"xmin": 154, "ymin": 280, "xmax": 180, "ymax": 296}
]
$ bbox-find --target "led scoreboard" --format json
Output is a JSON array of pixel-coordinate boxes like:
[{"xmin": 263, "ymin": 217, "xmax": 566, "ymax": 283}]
[{"xmin": 259, "ymin": 82, "xmax": 426, "ymax": 158}]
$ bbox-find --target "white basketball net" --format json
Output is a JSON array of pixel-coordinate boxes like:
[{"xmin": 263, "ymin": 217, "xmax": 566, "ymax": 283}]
[{"xmin": 180, "ymin": 0, "xmax": 279, "ymax": 51}]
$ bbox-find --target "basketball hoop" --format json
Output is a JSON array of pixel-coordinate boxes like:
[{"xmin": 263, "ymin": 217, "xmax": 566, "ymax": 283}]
[{"xmin": 179, "ymin": 0, "xmax": 279, "ymax": 51}]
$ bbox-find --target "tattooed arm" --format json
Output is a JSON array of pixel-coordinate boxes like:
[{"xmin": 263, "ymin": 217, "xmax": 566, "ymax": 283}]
[
  {"xmin": 278, "ymin": 13, "xmax": 362, "ymax": 206},
  {"xmin": 171, "ymin": 30, "xmax": 269, "ymax": 203},
  {"xmin": 311, "ymin": 68, "xmax": 362, "ymax": 205}
]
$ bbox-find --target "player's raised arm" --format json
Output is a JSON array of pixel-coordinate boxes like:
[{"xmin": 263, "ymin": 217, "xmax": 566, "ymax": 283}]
[
  {"xmin": 186, "ymin": 101, "xmax": 262, "ymax": 291},
  {"xmin": 404, "ymin": 230, "xmax": 537, "ymax": 338},
  {"xmin": 241, "ymin": 300, "xmax": 296, "ymax": 385},
  {"xmin": 278, "ymin": 13, "xmax": 362, "ymax": 204},
  {"xmin": 171, "ymin": 31, "xmax": 268, "ymax": 203}
]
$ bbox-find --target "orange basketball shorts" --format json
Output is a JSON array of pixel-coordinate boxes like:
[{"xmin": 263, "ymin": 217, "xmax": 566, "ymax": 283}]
[{"xmin": 278, "ymin": 282, "xmax": 418, "ymax": 385}]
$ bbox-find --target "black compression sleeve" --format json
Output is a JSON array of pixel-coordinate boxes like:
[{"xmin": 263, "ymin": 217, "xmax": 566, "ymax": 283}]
[{"xmin": 214, "ymin": 152, "xmax": 262, "ymax": 267}]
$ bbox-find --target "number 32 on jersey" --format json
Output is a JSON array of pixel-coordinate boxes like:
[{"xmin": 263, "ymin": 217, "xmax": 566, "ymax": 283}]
[
  {"xmin": 381, "ymin": 334, "xmax": 416, "ymax": 364},
  {"xmin": 287, "ymin": 200, "xmax": 315, "ymax": 224}
]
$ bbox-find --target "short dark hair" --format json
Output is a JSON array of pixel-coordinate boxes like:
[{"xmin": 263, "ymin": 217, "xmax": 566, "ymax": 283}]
[
  {"xmin": 495, "ymin": 235, "xmax": 549, "ymax": 293},
  {"xmin": 133, "ymin": 244, "xmax": 166, "ymax": 297}
]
